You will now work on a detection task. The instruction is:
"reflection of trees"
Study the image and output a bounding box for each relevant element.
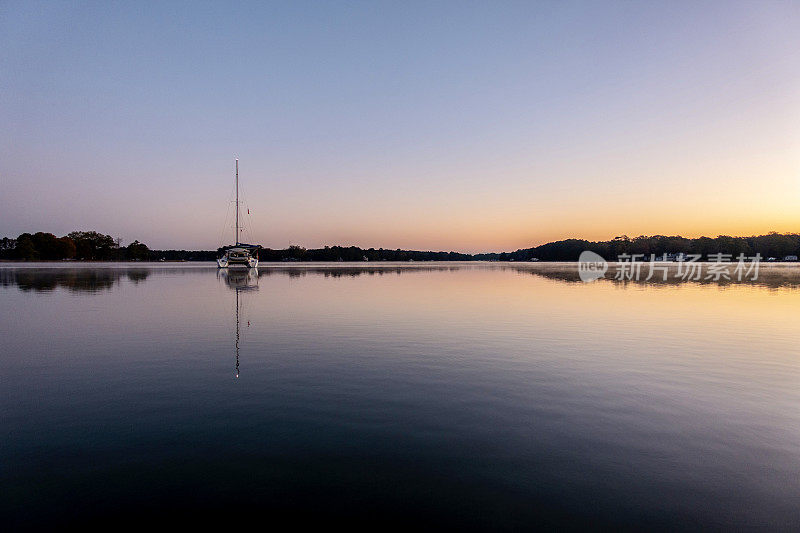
[126,269,150,284]
[505,264,800,289]
[255,266,462,279]
[5,262,795,294]
[0,268,151,292]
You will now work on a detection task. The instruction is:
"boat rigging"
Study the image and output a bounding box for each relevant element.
[217,159,260,269]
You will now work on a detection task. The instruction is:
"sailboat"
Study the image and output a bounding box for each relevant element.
[217,159,260,268]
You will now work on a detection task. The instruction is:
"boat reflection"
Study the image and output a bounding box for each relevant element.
[218,267,259,291]
[218,268,258,378]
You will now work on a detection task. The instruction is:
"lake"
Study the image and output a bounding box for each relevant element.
[2,262,799,529]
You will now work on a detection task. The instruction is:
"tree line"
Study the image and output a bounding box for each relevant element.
[258,245,473,262]
[0,231,150,261]
[2,231,799,262]
[474,233,800,261]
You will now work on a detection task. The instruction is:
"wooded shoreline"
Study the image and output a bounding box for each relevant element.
[2,231,799,262]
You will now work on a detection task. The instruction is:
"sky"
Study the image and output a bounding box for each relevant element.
[1,1,799,252]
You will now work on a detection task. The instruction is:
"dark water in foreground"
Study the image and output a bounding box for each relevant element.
[1,263,799,530]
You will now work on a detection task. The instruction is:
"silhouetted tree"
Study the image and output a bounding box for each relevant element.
[0,237,17,259]
[125,240,150,261]
[27,232,76,260]
[68,231,117,260]
[14,234,37,260]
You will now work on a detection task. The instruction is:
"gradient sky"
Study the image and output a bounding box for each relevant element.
[1,1,799,252]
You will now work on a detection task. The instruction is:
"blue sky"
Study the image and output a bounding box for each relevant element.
[2,1,798,251]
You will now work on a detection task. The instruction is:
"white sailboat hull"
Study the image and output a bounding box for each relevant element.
[217,256,258,269]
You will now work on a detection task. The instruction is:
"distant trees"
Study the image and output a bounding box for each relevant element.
[750,232,799,258]
[68,231,117,260]
[160,249,217,261]
[0,237,17,257]
[0,231,153,261]
[32,232,76,260]
[479,232,800,261]
[256,245,474,262]
[125,240,150,261]
[1,230,798,262]
[12,234,38,260]
[6,232,77,260]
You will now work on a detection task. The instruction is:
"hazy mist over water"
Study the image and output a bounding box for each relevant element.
[2,263,799,529]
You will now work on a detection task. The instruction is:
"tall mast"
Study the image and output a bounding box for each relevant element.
[235,159,239,245]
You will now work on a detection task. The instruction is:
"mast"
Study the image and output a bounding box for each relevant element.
[235,159,239,245]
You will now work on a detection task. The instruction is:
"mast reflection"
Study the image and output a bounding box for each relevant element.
[218,268,259,378]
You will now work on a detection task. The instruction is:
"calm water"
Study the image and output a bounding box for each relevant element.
[2,263,799,529]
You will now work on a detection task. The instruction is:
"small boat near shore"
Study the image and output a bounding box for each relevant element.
[217,159,260,269]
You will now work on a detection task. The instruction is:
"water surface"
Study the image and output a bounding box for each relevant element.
[2,263,799,529]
